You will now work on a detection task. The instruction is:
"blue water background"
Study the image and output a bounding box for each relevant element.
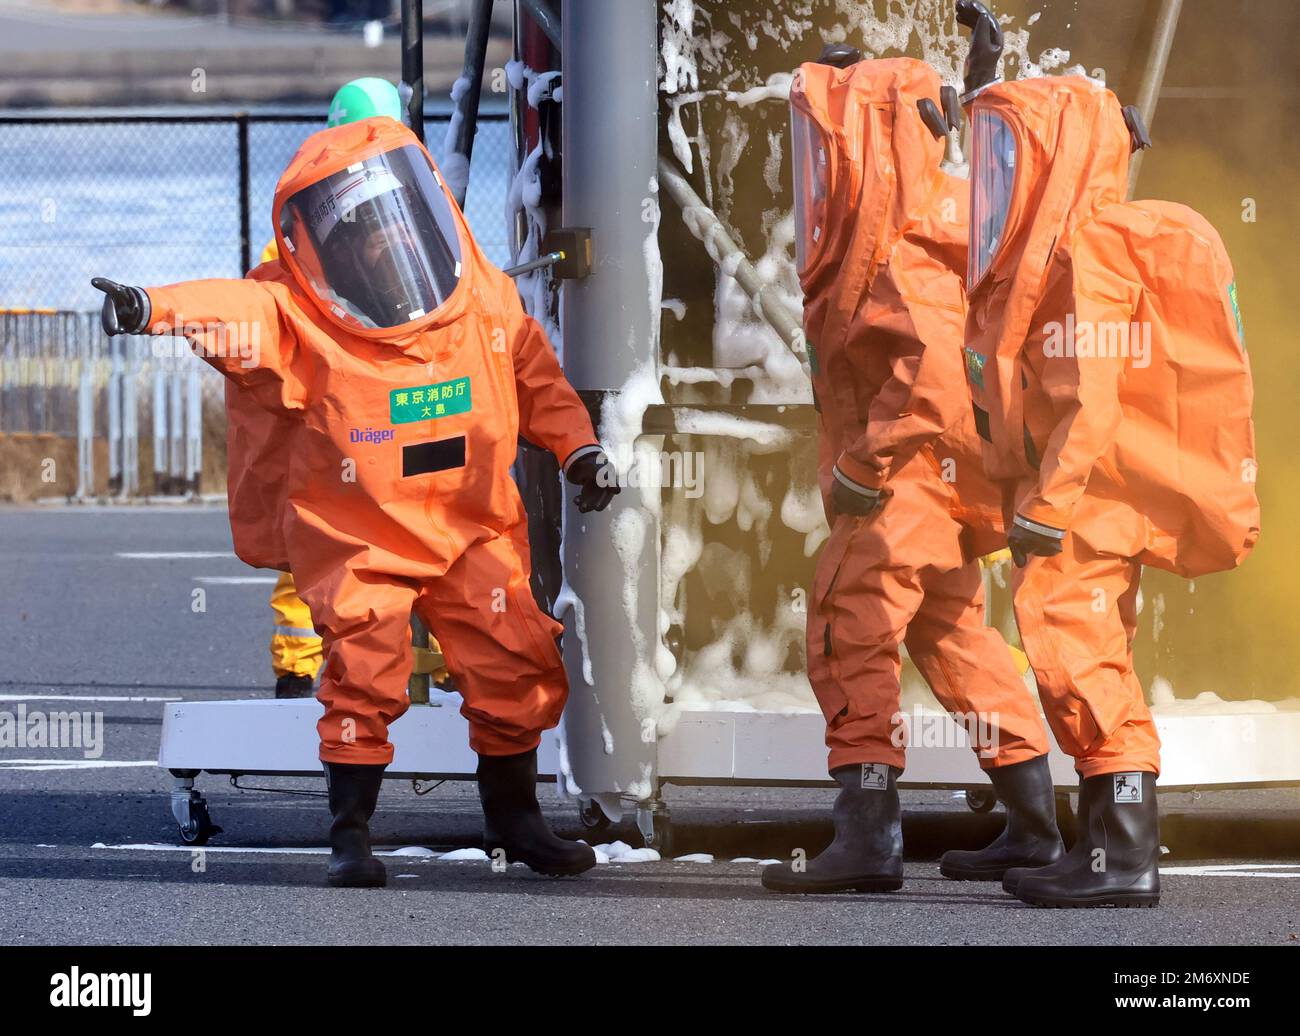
[0,106,515,311]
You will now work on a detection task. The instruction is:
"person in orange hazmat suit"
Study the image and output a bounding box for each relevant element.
[93,116,620,888]
[761,46,1059,896]
[956,0,1259,908]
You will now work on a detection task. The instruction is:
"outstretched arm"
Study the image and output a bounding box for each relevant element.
[94,275,307,413]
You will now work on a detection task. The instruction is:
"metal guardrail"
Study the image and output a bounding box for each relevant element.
[0,309,207,498]
[0,110,511,499]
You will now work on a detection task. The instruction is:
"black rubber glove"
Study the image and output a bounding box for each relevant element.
[565,448,620,513]
[1007,521,1065,567]
[91,277,151,336]
[956,0,1004,98]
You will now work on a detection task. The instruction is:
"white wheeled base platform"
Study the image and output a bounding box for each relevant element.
[157,694,561,846]
[159,693,560,779]
[157,698,1300,848]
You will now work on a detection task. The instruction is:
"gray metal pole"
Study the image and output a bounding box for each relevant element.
[1128,0,1184,197]
[152,360,167,496]
[185,363,202,496]
[402,0,426,144]
[518,0,559,49]
[168,365,184,494]
[108,333,122,494]
[558,0,661,804]
[122,336,138,497]
[448,0,495,210]
[76,330,93,501]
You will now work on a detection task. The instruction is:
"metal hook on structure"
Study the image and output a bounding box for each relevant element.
[503,228,593,280]
[504,251,566,278]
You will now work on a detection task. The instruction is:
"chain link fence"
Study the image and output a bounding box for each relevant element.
[0,111,513,500]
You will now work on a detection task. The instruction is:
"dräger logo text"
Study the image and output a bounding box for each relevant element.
[50,967,151,1016]
[350,427,396,444]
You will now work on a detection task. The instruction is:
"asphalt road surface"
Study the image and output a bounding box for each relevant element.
[1,505,1297,946]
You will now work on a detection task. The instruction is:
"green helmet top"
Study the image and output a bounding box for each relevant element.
[327,77,404,128]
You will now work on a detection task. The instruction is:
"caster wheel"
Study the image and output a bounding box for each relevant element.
[177,800,222,846]
[578,798,611,834]
[965,787,997,813]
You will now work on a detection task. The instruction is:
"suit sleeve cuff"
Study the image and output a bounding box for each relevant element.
[832,463,882,499]
[562,443,604,475]
[833,452,888,491]
[1013,514,1066,539]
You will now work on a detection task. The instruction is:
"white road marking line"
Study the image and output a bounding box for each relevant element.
[0,760,157,771]
[194,576,277,585]
[92,843,447,859]
[116,552,235,559]
[0,694,182,703]
[1161,864,1300,879]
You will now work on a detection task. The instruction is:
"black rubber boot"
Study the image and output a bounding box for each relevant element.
[1001,775,1093,895]
[1015,771,1160,908]
[1002,775,1104,896]
[762,763,904,893]
[323,762,387,888]
[939,755,1064,881]
[275,674,315,699]
[477,750,596,876]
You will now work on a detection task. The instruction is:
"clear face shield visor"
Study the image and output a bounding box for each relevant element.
[790,101,832,275]
[968,109,1017,288]
[279,144,463,330]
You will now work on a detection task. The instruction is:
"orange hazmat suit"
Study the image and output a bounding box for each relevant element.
[962,76,1260,778]
[793,56,1050,774]
[145,118,601,764]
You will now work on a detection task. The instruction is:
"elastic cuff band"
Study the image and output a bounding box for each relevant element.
[135,288,152,333]
[832,464,881,499]
[562,443,603,475]
[960,80,1001,106]
[1014,514,1066,539]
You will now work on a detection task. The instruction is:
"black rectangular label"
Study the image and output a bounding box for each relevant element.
[402,436,466,477]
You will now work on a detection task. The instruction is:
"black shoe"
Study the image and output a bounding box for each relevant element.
[1015,771,1160,908]
[940,755,1064,881]
[323,762,388,888]
[477,750,596,877]
[762,763,904,893]
[275,674,315,699]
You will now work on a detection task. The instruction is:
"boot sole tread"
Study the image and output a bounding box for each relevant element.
[1018,894,1160,908]
[488,847,598,877]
